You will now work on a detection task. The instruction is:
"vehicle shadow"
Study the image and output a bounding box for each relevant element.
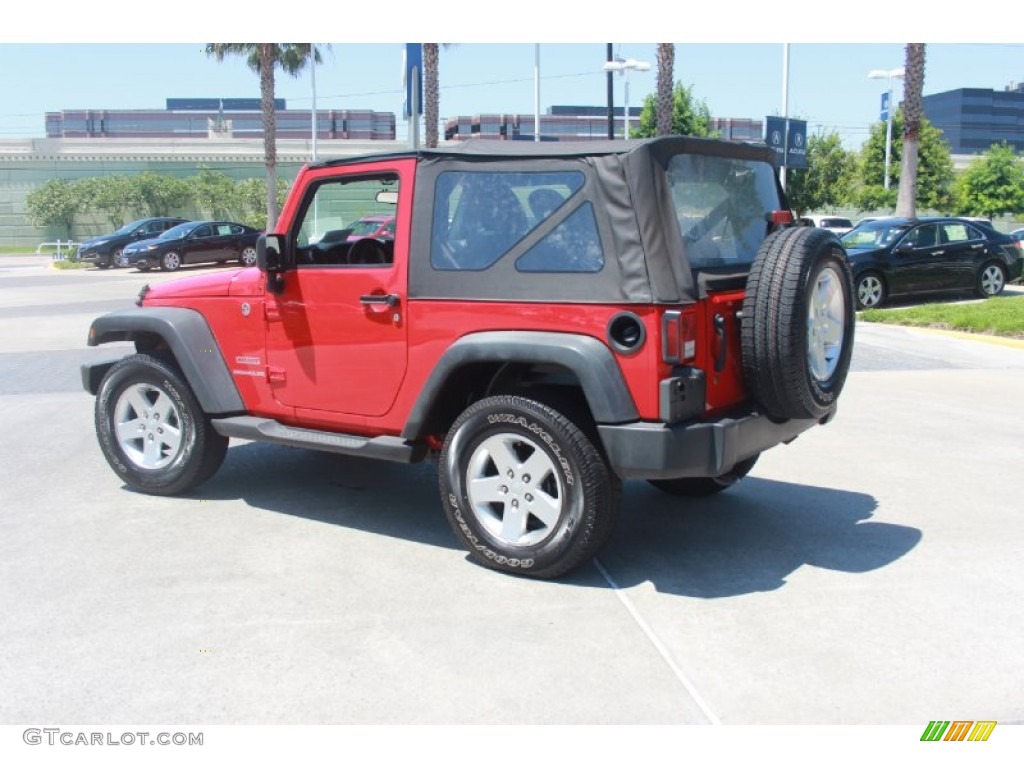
[190,443,919,599]
[585,478,919,598]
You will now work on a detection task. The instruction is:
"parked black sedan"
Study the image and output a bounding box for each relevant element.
[124,221,262,272]
[840,217,1023,309]
[78,217,189,269]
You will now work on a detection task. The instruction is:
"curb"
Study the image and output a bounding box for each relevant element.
[876,323,1024,350]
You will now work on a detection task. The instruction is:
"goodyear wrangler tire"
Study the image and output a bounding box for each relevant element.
[741,227,855,421]
[95,354,228,495]
[439,395,620,579]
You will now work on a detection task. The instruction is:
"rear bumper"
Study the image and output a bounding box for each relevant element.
[598,408,834,480]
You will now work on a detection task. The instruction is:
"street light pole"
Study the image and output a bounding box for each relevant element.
[869,67,905,190]
[311,44,318,162]
[603,56,650,140]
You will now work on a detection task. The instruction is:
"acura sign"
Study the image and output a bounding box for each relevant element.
[764,116,808,169]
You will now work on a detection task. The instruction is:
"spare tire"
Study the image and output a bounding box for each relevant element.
[741,227,855,421]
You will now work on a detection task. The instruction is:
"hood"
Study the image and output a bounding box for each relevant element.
[144,269,244,301]
[124,237,161,253]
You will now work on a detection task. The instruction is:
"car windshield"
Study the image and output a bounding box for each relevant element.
[348,218,388,237]
[668,155,781,269]
[112,219,149,235]
[841,221,910,248]
[158,223,195,240]
[821,218,852,228]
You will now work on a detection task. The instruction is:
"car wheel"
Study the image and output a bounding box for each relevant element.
[648,454,760,497]
[439,395,620,579]
[160,251,181,272]
[855,272,886,309]
[741,227,856,421]
[112,248,127,268]
[94,354,228,495]
[976,261,1006,298]
[239,246,258,267]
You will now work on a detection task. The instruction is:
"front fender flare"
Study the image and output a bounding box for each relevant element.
[84,307,244,415]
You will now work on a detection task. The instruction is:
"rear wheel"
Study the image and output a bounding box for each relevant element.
[94,354,228,495]
[112,248,126,268]
[439,395,619,579]
[741,227,856,421]
[648,454,759,497]
[976,261,1006,298]
[240,246,258,267]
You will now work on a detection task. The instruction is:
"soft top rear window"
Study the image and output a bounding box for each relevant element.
[668,155,780,270]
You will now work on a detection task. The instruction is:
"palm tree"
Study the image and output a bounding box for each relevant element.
[655,44,675,137]
[423,44,459,148]
[895,43,926,217]
[423,44,441,148]
[207,44,321,229]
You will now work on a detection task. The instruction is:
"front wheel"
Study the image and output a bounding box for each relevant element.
[94,354,228,495]
[160,251,181,271]
[239,246,258,267]
[976,262,1006,298]
[439,395,620,579]
[648,454,759,497]
[856,272,886,309]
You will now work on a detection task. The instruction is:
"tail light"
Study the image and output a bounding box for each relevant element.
[770,210,794,225]
[661,309,697,364]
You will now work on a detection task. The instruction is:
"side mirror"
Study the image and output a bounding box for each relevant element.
[256,234,284,272]
[895,242,915,254]
[257,234,286,294]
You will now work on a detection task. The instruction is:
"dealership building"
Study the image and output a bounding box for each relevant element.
[922,83,1024,155]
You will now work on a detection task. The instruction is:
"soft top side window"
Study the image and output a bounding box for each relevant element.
[431,170,585,271]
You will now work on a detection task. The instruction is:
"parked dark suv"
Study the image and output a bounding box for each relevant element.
[82,138,855,579]
[78,217,189,269]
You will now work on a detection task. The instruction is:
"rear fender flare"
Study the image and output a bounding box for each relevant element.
[402,331,639,439]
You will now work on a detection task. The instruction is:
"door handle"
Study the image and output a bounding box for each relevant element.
[360,293,400,307]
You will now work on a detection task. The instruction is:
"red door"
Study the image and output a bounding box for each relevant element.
[264,162,413,419]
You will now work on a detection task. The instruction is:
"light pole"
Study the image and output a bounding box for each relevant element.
[868,67,905,190]
[603,56,650,139]
[311,44,318,162]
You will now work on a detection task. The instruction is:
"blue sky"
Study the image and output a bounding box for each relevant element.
[1,4,1019,151]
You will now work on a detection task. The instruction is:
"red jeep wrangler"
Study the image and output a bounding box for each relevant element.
[83,137,855,579]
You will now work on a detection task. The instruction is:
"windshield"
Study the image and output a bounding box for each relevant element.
[112,219,149,236]
[159,223,196,240]
[348,217,390,237]
[668,155,781,269]
[841,221,910,249]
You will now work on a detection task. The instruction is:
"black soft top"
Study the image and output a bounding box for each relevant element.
[311,136,777,169]
[316,137,782,306]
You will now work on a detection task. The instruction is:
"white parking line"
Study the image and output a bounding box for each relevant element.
[593,557,721,725]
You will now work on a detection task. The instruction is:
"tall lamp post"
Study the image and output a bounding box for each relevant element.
[603,56,650,139]
[868,66,905,190]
